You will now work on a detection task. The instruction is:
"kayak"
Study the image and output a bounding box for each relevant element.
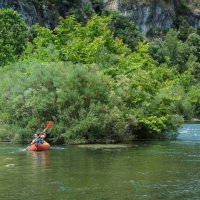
[29,141,51,151]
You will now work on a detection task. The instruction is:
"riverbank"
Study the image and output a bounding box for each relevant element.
[189,118,200,122]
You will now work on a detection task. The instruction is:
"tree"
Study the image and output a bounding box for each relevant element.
[106,11,144,51]
[23,14,131,66]
[187,32,200,62]
[149,29,197,73]
[177,18,195,42]
[0,9,28,66]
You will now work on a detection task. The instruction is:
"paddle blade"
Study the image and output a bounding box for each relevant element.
[45,121,54,129]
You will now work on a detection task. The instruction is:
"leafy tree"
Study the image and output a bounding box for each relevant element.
[177,18,195,41]
[91,0,103,13]
[23,14,131,67]
[106,11,144,51]
[187,32,200,62]
[0,9,28,66]
[148,38,165,64]
[111,43,185,139]
[115,69,184,139]
[149,29,197,73]
[187,84,200,117]
[22,25,58,62]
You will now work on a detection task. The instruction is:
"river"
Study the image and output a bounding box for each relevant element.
[0,124,200,200]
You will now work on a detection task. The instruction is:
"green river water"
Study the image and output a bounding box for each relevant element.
[0,124,200,200]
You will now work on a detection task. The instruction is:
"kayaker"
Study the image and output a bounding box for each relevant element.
[23,121,53,151]
[31,131,46,145]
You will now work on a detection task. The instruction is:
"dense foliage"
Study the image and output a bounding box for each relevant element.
[0,62,135,143]
[0,9,199,144]
[0,9,28,66]
[106,11,144,51]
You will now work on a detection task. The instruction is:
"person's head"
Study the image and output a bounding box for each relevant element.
[34,131,40,138]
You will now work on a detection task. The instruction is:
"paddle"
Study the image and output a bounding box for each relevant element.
[41,121,54,133]
[23,121,54,151]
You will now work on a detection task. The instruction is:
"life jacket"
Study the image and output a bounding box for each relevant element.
[35,137,43,145]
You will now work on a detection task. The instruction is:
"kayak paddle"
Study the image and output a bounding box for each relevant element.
[41,121,54,133]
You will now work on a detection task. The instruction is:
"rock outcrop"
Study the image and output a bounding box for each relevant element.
[0,0,68,28]
[0,0,199,34]
[103,0,200,34]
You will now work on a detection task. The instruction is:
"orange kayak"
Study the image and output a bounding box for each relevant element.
[29,142,51,151]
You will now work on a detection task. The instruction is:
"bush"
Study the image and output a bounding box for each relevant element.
[0,61,134,143]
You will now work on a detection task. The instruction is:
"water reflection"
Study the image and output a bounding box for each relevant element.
[29,151,49,168]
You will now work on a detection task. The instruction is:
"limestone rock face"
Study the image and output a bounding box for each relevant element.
[0,0,199,34]
[103,0,200,34]
[0,0,61,28]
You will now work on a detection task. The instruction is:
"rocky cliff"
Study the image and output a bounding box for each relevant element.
[103,0,200,34]
[0,0,81,28]
[0,0,199,34]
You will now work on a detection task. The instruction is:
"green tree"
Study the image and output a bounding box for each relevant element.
[22,25,58,62]
[23,14,131,67]
[148,38,165,65]
[177,18,195,41]
[187,32,200,62]
[187,84,200,117]
[0,9,28,66]
[112,43,184,139]
[106,11,144,51]
[149,29,197,73]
